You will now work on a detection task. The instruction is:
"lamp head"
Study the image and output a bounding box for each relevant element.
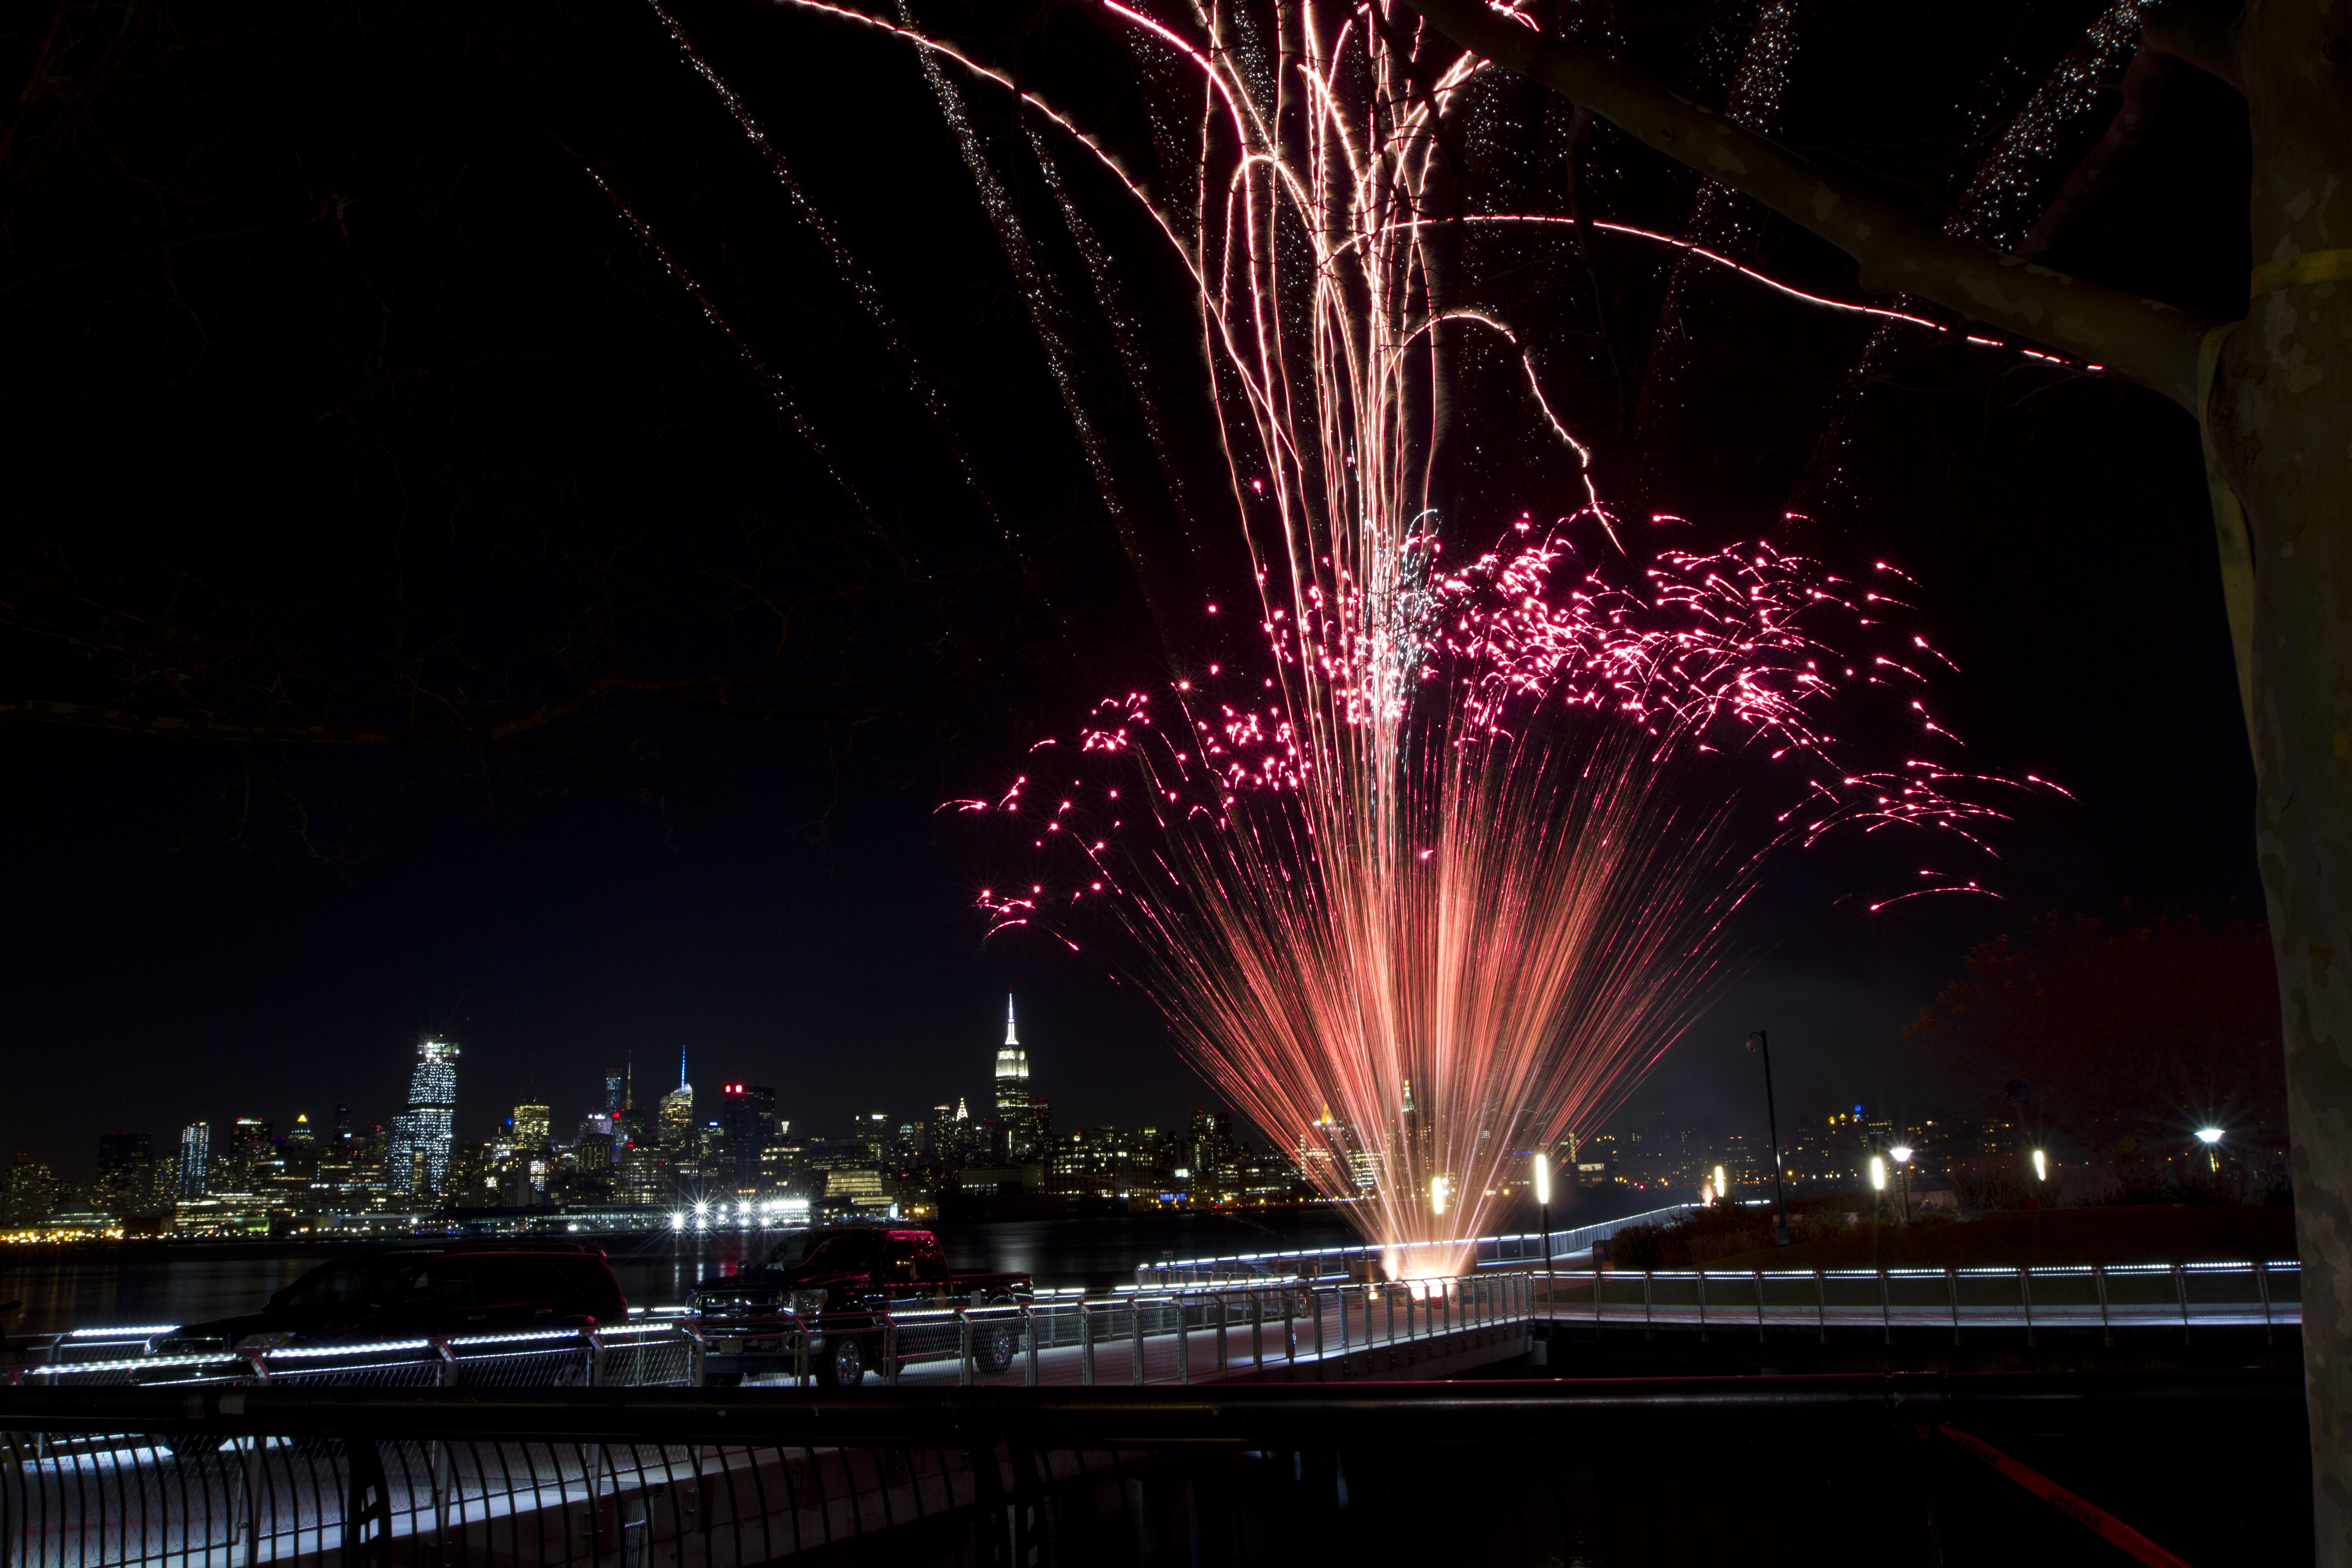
[1889,1144,1913,1165]
[1533,1152,1551,1207]
[2195,1127,2223,1146]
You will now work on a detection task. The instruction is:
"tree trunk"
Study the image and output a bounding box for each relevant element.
[1396,0,2350,1552]
[2214,5,2352,1553]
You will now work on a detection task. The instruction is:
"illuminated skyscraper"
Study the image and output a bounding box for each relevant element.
[604,1068,625,1114]
[512,1099,551,1148]
[660,1052,695,1149]
[387,1039,460,1199]
[995,994,1034,1158]
[717,1083,776,1191]
[177,1122,211,1200]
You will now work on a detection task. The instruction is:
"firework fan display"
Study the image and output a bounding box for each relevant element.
[967,529,2029,1274]
[650,0,2070,1273]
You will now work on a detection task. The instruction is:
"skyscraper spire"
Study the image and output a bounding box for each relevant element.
[679,1047,688,1092]
[995,993,1033,1157]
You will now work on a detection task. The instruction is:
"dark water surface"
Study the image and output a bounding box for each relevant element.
[0,1208,1366,1333]
[0,1197,1657,1334]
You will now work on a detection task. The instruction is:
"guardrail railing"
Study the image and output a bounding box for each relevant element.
[1530,1258,2303,1344]
[696,1270,1538,1390]
[1133,1203,1697,1288]
[3,1321,703,1401]
[0,1372,2310,1567]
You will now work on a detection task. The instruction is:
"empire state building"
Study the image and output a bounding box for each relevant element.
[995,994,1034,1158]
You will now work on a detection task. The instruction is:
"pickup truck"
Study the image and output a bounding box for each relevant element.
[689,1227,1033,1387]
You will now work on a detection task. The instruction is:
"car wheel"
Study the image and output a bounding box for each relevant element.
[973,1301,1021,1374]
[815,1335,865,1388]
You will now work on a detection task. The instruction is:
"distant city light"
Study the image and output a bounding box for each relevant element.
[1713,1165,1727,1200]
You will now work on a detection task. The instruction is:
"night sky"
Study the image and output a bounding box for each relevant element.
[0,0,2260,1177]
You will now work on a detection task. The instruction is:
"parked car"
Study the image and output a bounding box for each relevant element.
[148,1242,628,1356]
[690,1227,1032,1387]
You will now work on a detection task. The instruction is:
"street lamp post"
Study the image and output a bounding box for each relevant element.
[1534,1152,1552,1265]
[1744,1031,1792,1247]
[1889,1143,1914,1225]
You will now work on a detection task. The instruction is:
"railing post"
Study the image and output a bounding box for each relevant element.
[1251,1292,1265,1370]
[886,1315,904,1387]
[1284,1289,1297,1363]
[583,1328,605,1387]
[1020,1305,1038,1386]
[1314,1286,1326,1359]
[958,1309,976,1387]
[2017,1267,2034,1349]
[1814,1269,1828,1344]
[2174,1264,2192,1344]
[1132,1298,1147,1384]
[792,1315,809,1387]
[1643,1270,1655,1340]
[1754,1268,1766,1343]
[2256,1261,2275,1346]
[1697,1268,1709,1342]
[1880,1268,1893,1346]
[238,1434,262,1568]
[1079,1302,1096,1387]
[1216,1294,1230,1375]
[1177,1294,1192,1384]
[2094,1265,2113,1349]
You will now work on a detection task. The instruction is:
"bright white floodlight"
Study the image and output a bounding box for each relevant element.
[2032,1149,2048,1182]
[2196,1127,2224,1146]
[1534,1153,1551,1207]
[1869,1156,1887,1191]
[1889,1144,1914,1165]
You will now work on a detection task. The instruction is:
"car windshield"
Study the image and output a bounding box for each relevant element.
[278,1258,402,1308]
[759,1232,818,1270]
[794,1232,882,1273]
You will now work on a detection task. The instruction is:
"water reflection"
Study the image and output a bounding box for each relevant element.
[0,1196,1653,1332]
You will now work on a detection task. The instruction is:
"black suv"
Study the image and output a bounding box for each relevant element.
[152,1242,629,1353]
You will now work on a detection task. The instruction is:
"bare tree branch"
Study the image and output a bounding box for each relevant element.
[1394,0,2211,407]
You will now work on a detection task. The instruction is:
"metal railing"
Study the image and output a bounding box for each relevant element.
[1134,1203,1694,1288]
[702,1269,1539,1390]
[0,1371,2310,1566]
[1531,1257,2303,1343]
[3,1322,704,1396]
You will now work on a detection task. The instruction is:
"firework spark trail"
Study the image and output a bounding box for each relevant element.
[580,164,897,552]
[974,531,2021,1274]
[1630,0,1798,462]
[1804,0,2142,507]
[697,0,2048,1272]
[643,0,1041,577]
